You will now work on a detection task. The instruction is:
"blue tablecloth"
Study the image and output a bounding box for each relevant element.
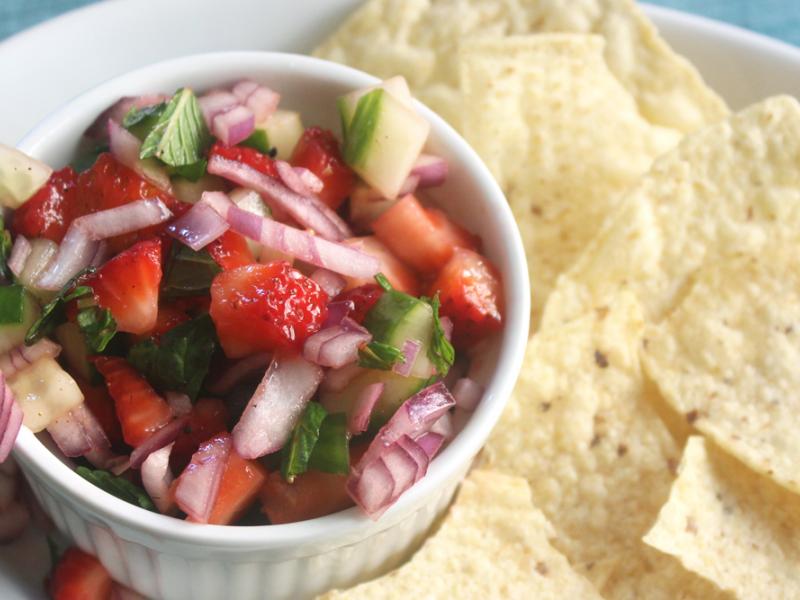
[1,0,799,46]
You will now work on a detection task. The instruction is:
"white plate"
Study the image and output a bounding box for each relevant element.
[0,1,799,598]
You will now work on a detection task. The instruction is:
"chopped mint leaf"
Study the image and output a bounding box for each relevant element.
[76,466,155,511]
[25,270,94,345]
[374,273,392,292]
[358,340,404,370]
[122,102,166,140]
[0,285,26,325]
[281,402,327,482]
[71,144,108,173]
[308,412,349,475]
[239,129,271,154]
[128,314,217,400]
[161,243,221,298]
[139,89,210,167]
[76,305,117,353]
[167,159,207,182]
[342,89,383,167]
[422,294,455,376]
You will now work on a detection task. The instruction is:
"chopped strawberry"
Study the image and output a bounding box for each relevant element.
[334,284,383,324]
[48,547,112,600]
[209,142,279,178]
[93,356,173,447]
[84,238,162,335]
[429,248,503,348]
[196,449,267,525]
[11,166,78,243]
[209,262,328,358]
[77,378,125,450]
[290,127,355,210]
[171,397,229,473]
[206,230,255,270]
[372,195,479,274]
[343,236,420,296]
[137,303,191,342]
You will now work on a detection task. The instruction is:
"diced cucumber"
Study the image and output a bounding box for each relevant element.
[8,356,83,432]
[0,144,52,209]
[340,88,429,199]
[364,289,435,378]
[337,76,413,130]
[349,183,397,230]
[320,369,426,428]
[54,322,93,382]
[0,291,40,355]
[171,173,227,204]
[229,187,272,260]
[259,110,304,160]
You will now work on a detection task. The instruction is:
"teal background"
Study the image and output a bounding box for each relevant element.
[1,1,799,46]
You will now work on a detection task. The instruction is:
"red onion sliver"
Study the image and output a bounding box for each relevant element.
[323,300,355,328]
[430,411,454,440]
[304,323,371,369]
[392,339,421,377]
[0,502,30,543]
[207,156,351,241]
[294,167,323,195]
[198,90,239,124]
[349,382,384,435]
[85,94,168,140]
[244,86,280,122]
[141,442,175,514]
[310,269,346,297]
[106,456,131,476]
[397,174,420,197]
[380,441,418,502]
[414,431,445,459]
[205,191,379,279]
[439,316,454,343]
[0,383,13,447]
[411,154,448,188]
[0,401,22,463]
[165,392,193,417]
[0,339,61,379]
[35,227,97,291]
[129,417,188,469]
[348,457,394,516]
[207,353,271,396]
[232,80,259,102]
[320,362,364,393]
[232,353,323,459]
[46,403,105,458]
[275,160,322,198]
[167,200,230,251]
[212,104,255,146]
[108,119,172,192]
[174,434,231,523]
[89,240,110,268]
[7,236,31,278]
[452,377,483,412]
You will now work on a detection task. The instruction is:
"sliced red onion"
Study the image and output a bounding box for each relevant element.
[276,161,324,198]
[0,502,30,543]
[303,321,371,369]
[0,381,13,443]
[108,119,172,193]
[349,382,383,435]
[198,90,239,124]
[47,405,100,457]
[166,200,229,251]
[320,362,364,393]
[414,432,445,460]
[89,241,110,268]
[165,392,193,418]
[0,339,61,379]
[452,377,483,412]
[348,457,394,516]
[294,167,323,195]
[323,300,355,328]
[0,396,22,463]
[380,440,418,502]
[232,353,323,459]
[244,86,280,123]
[7,236,31,278]
[207,353,271,396]
[212,105,255,146]
[392,339,421,377]
[397,174,420,197]
[85,94,169,140]
[129,417,188,469]
[396,435,430,481]
[106,456,131,476]
[207,156,351,241]
[430,411,454,440]
[231,80,259,102]
[310,269,346,298]
[174,434,231,523]
[37,199,173,290]
[141,442,175,514]
[411,154,448,188]
[440,316,453,343]
[204,191,379,279]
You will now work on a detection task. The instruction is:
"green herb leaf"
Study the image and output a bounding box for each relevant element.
[70,144,108,173]
[239,129,271,154]
[139,89,210,167]
[308,412,349,475]
[281,402,327,482]
[128,314,217,400]
[358,340,404,370]
[161,243,221,298]
[0,285,25,324]
[167,159,207,182]
[122,102,167,140]
[76,305,117,353]
[76,466,156,511]
[375,272,392,292]
[342,89,383,167]
[422,294,455,376]
[24,270,94,345]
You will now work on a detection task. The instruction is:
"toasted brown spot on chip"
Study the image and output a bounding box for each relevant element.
[594,350,609,368]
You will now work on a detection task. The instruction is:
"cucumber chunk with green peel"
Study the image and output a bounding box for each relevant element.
[339,87,430,199]
[230,187,272,260]
[0,291,40,355]
[260,110,304,159]
[320,369,426,428]
[0,144,53,209]
[338,76,413,130]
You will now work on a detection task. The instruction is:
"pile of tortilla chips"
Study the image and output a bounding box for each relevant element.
[315,0,800,598]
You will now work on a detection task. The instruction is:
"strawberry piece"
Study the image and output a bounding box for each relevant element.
[94,356,173,447]
[334,284,383,324]
[77,378,125,450]
[209,142,279,178]
[291,127,355,210]
[206,230,255,270]
[137,303,191,342]
[11,167,78,243]
[343,236,420,296]
[84,238,162,335]
[209,262,328,358]
[372,195,479,274]
[199,449,267,525]
[49,547,112,600]
[170,397,229,473]
[429,248,503,348]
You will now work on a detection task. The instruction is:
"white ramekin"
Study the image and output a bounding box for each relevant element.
[12,52,530,600]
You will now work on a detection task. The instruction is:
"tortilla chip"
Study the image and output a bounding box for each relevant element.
[641,246,800,493]
[319,470,602,599]
[644,436,800,598]
[542,95,800,329]
[314,0,727,132]
[460,34,680,324]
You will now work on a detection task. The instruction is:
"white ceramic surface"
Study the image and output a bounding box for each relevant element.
[12,51,530,600]
[0,1,799,598]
